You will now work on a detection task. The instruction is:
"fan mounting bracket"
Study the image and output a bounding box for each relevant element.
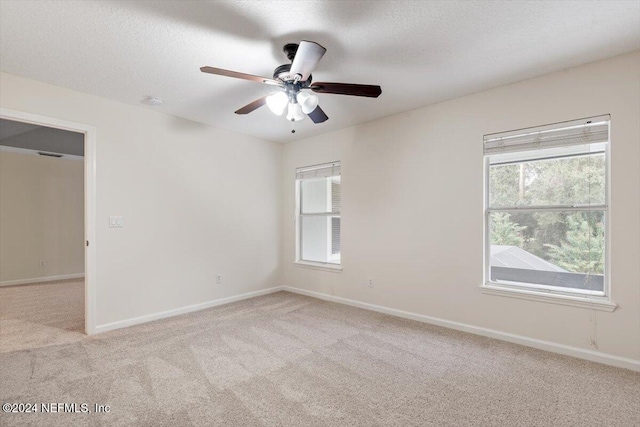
[283,43,299,62]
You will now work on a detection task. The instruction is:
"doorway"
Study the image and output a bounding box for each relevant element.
[0,108,96,336]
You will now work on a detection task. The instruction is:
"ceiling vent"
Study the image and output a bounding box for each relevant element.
[38,151,63,158]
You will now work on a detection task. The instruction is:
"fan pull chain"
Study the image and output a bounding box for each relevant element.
[291,119,296,133]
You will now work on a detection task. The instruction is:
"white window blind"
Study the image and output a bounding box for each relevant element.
[331,217,341,255]
[331,179,340,213]
[484,115,610,155]
[296,162,341,180]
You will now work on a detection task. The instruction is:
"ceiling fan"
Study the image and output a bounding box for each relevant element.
[200,41,382,132]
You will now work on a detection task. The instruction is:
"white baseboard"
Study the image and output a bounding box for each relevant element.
[281,286,640,372]
[95,286,285,334]
[0,273,85,287]
[89,284,639,371]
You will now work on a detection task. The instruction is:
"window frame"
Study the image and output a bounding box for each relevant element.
[481,117,615,310]
[295,162,342,272]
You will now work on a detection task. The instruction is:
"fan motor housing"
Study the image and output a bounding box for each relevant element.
[273,64,311,86]
[273,64,292,81]
[274,43,312,85]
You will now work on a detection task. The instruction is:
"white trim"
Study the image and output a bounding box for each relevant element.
[480,284,616,312]
[281,286,639,372]
[294,177,301,263]
[0,273,84,287]
[95,287,285,334]
[294,261,343,272]
[604,120,612,302]
[87,284,636,371]
[0,108,97,335]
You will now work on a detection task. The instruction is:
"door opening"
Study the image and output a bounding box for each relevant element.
[0,108,96,335]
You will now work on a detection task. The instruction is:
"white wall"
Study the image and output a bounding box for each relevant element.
[281,52,640,362]
[0,72,282,328]
[0,150,84,283]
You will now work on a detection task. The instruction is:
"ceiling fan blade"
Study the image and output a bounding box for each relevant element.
[234,96,268,115]
[290,41,326,81]
[307,106,329,124]
[200,66,279,85]
[310,82,382,98]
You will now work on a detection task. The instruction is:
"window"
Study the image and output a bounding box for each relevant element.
[483,116,610,301]
[295,162,341,268]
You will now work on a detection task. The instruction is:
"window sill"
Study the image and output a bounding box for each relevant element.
[480,283,617,312]
[294,261,343,273]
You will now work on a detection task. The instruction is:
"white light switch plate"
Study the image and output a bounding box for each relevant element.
[109,216,124,228]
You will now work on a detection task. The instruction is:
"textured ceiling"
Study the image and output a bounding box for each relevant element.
[1,1,638,143]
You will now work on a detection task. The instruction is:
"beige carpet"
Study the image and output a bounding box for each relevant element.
[1,282,639,427]
[1,279,85,353]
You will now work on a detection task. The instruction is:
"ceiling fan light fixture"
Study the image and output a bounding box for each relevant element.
[286,102,305,122]
[266,92,288,115]
[296,92,319,114]
[200,40,382,129]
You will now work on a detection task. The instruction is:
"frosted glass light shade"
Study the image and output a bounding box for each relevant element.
[296,92,319,114]
[266,92,288,115]
[286,102,305,122]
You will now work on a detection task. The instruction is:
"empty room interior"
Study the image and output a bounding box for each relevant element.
[0,1,639,426]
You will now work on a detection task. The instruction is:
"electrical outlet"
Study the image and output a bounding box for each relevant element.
[39,260,46,267]
[216,274,222,285]
[367,278,374,288]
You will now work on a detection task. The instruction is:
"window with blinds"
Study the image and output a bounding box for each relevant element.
[296,162,341,266]
[483,116,610,297]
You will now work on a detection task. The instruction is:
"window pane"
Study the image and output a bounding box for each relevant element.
[489,210,604,292]
[300,216,339,264]
[489,152,605,208]
[300,176,340,214]
[301,178,329,213]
